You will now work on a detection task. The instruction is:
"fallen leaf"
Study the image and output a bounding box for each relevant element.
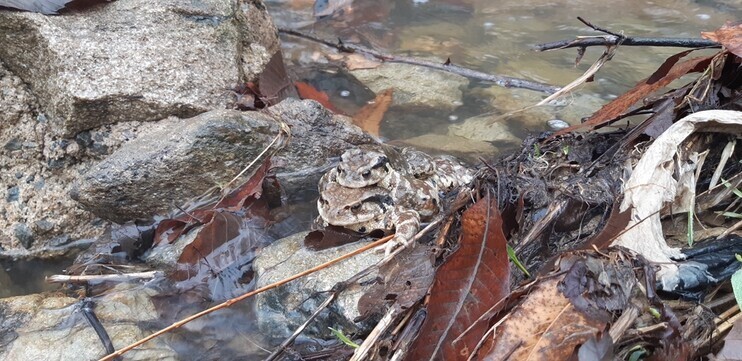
[295,81,342,114]
[259,50,298,106]
[481,277,604,361]
[352,88,393,137]
[357,245,435,320]
[406,195,510,361]
[553,50,715,136]
[702,21,742,58]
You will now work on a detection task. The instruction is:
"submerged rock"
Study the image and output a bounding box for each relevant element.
[0,290,177,360]
[448,113,519,143]
[252,231,383,342]
[351,63,468,111]
[0,0,279,137]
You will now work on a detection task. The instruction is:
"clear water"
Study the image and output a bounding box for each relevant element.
[270,0,738,147]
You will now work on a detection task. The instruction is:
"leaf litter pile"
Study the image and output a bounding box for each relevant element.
[54,23,742,361]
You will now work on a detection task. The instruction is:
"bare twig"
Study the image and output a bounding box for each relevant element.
[278,28,560,94]
[46,271,161,284]
[535,35,719,52]
[265,293,338,361]
[537,44,619,106]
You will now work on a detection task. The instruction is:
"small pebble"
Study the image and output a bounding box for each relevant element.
[448,115,459,122]
[339,90,350,97]
[547,119,570,130]
[696,14,711,20]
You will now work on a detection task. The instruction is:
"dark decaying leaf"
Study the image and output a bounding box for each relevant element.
[303,226,377,251]
[702,21,742,58]
[554,50,715,136]
[295,81,343,114]
[259,50,298,106]
[406,195,510,361]
[357,245,435,320]
[352,88,393,138]
[715,317,742,360]
[558,252,636,324]
[153,158,272,246]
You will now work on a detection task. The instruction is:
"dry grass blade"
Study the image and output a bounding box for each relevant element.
[537,45,618,106]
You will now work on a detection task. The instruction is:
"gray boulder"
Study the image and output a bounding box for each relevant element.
[0,0,279,137]
[70,109,281,223]
[71,99,374,223]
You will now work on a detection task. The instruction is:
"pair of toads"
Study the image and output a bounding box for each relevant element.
[317,144,474,254]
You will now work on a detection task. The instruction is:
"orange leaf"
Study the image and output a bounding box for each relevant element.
[352,88,393,137]
[702,21,742,58]
[294,81,342,114]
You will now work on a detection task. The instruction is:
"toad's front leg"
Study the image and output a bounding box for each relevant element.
[376,207,420,256]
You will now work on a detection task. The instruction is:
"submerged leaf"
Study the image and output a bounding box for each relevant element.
[352,88,393,137]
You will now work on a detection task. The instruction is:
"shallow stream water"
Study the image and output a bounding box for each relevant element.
[271,0,738,149]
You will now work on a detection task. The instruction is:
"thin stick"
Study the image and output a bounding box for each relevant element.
[265,293,338,361]
[97,234,394,361]
[278,28,559,94]
[535,36,719,52]
[46,271,161,284]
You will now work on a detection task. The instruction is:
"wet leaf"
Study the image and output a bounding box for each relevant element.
[172,207,271,300]
[554,50,715,136]
[303,226,373,251]
[702,22,742,58]
[716,316,742,360]
[259,50,297,106]
[352,88,393,137]
[295,81,342,113]
[406,195,510,361]
[153,157,273,246]
[357,245,435,320]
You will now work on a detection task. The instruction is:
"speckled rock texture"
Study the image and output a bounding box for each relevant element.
[71,99,374,223]
[0,0,279,137]
[0,0,281,252]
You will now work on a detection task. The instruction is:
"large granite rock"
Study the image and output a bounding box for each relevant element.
[71,99,374,223]
[0,0,279,137]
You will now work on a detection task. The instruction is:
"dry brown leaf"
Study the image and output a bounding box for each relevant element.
[482,277,604,361]
[553,50,715,136]
[702,21,742,58]
[352,88,393,137]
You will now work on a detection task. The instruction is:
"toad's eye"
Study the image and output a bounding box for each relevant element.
[361,170,371,178]
[337,166,344,174]
[350,204,362,211]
